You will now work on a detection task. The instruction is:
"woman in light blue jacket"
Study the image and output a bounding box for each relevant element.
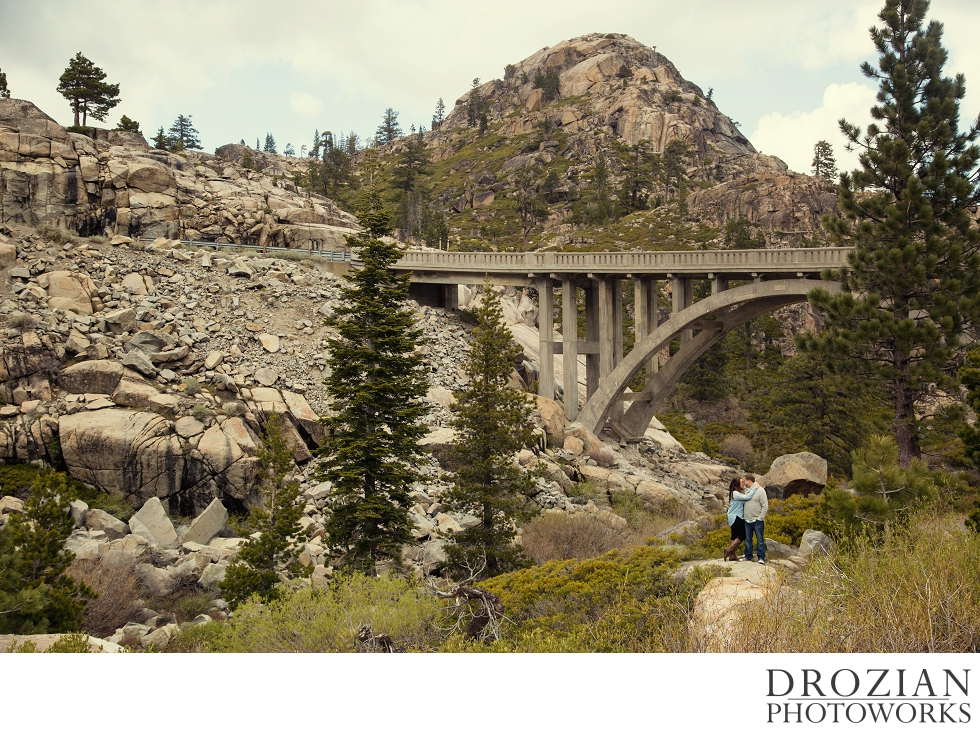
[724,477,756,561]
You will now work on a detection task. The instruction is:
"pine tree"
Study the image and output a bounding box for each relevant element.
[0,472,93,633]
[0,67,10,99]
[467,78,483,127]
[443,281,536,578]
[375,108,402,146]
[152,126,169,150]
[431,98,445,130]
[219,413,310,609]
[801,0,980,466]
[824,435,932,535]
[283,142,295,156]
[515,165,548,251]
[56,52,120,127]
[594,150,612,222]
[167,114,202,151]
[811,140,838,181]
[391,131,429,194]
[114,114,141,133]
[315,186,430,574]
[263,133,277,154]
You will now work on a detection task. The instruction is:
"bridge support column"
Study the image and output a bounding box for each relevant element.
[597,276,624,422]
[634,277,659,386]
[562,278,579,420]
[670,275,693,344]
[536,278,554,402]
[585,282,600,398]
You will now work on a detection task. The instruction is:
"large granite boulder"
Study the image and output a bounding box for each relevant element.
[58,409,184,503]
[761,452,828,498]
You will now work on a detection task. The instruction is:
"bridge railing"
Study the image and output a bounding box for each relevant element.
[393,247,853,273]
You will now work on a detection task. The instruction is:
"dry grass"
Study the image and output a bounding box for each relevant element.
[68,557,144,638]
[712,513,980,653]
[718,434,753,464]
[521,511,631,563]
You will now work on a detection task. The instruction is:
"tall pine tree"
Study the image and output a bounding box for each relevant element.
[802,0,980,466]
[316,185,430,574]
[219,412,309,609]
[56,52,120,127]
[167,114,202,151]
[811,140,839,181]
[0,67,10,98]
[443,281,536,578]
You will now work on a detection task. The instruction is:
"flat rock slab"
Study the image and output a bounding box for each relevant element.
[128,496,178,548]
[258,334,280,353]
[174,416,205,438]
[58,360,123,395]
[254,367,278,386]
[181,498,228,546]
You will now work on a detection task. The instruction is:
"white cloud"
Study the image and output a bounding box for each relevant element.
[749,82,877,175]
[289,92,323,117]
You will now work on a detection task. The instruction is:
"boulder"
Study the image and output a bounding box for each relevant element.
[135,562,174,597]
[103,308,137,334]
[84,508,130,540]
[128,497,178,548]
[258,333,280,353]
[533,396,566,441]
[121,348,156,376]
[181,498,228,546]
[121,272,151,296]
[564,422,603,456]
[174,416,205,438]
[68,499,88,527]
[198,560,229,591]
[111,374,160,408]
[58,360,124,395]
[253,367,278,385]
[59,409,184,503]
[43,271,97,315]
[761,452,828,498]
[799,529,835,557]
[281,390,325,445]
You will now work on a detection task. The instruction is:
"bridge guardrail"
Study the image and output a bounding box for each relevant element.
[137,238,356,262]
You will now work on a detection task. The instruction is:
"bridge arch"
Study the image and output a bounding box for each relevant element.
[577,279,840,438]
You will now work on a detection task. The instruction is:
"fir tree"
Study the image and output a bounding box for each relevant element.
[168,114,202,151]
[0,472,93,634]
[593,150,612,222]
[375,108,402,146]
[811,140,838,181]
[263,133,277,154]
[0,67,10,99]
[219,413,310,609]
[315,186,430,574]
[801,0,980,466]
[114,114,141,133]
[56,52,120,127]
[283,142,295,156]
[443,281,536,578]
[391,130,429,194]
[467,78,483,127]
[515,165,548,251]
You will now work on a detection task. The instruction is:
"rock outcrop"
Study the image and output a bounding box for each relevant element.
[0,99,357,248]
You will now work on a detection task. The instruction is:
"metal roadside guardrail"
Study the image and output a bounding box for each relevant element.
[137,238,355,263]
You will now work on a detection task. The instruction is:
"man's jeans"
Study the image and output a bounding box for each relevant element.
[744,520,765,561]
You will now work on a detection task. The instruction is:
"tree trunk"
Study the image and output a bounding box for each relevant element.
[72,101,79,128]
[893,364,920,468]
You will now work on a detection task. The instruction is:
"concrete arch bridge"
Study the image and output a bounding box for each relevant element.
[393,248,848,440]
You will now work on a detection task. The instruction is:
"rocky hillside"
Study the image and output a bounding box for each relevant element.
[382,33,837,250]
[0,99,357,250]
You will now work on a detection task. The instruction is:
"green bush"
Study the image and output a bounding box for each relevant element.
[170,575,443,652]
[182,377,201,396]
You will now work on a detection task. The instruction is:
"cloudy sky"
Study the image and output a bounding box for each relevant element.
[2,0,977,175]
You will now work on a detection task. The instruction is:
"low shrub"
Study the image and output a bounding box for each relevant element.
[68,557,144,638]
[190,404,210,419]
[223,402,242,417]
[589,448,618,469]
[168,574,444,652]
[182,377,201,396]
[521,511,630,564]
[38,225,76,245]
[6,313,38,331]
[718,433,753,464]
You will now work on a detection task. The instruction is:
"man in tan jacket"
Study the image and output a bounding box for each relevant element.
[741,474,768,563]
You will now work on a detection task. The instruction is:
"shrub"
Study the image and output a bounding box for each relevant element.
[589,447,617,468]
[182,377,201,395]
[190,404,210,419]
[7,313,37,331]
[223,402,242,417]
[67,557,143,638]
[170,575,444,652]
[719,512,980,653]
[521,511,630,564]
[719,433,753,464]
[44,632,93,653]
[38,225,75,245]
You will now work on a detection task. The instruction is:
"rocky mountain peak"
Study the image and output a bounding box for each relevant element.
[440,33,756,160]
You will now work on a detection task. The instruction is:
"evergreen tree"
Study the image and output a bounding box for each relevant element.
[824,435,932,535]
[219,413,309,609]
[515,165,548,251]
[114,114,141,133]
[56,52,120,127]
[167,114,202,151]
[432,97,446,130]
[263,133,277,154]
[663,139,692,201]
[593,150,612,222]
[152,126,170,151]
[617,141,660,215]
[542,168,561,203]
[811,140,838,181]
[256,137,260,150]
[375,108,402,146]
[391,131,430,194]
[532,68,560,102]
[802,0,980,467]
[0,472,93,633]
[315,186,430,574]
[283,142,295,156]
[310,129,322,158]
[467,78,483,127]
[443,281,536,578]
[0,67,10,99]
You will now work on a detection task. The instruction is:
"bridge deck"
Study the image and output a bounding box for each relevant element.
[392,247,853,285]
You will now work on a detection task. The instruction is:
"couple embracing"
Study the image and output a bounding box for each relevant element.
[724,474,767,563]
